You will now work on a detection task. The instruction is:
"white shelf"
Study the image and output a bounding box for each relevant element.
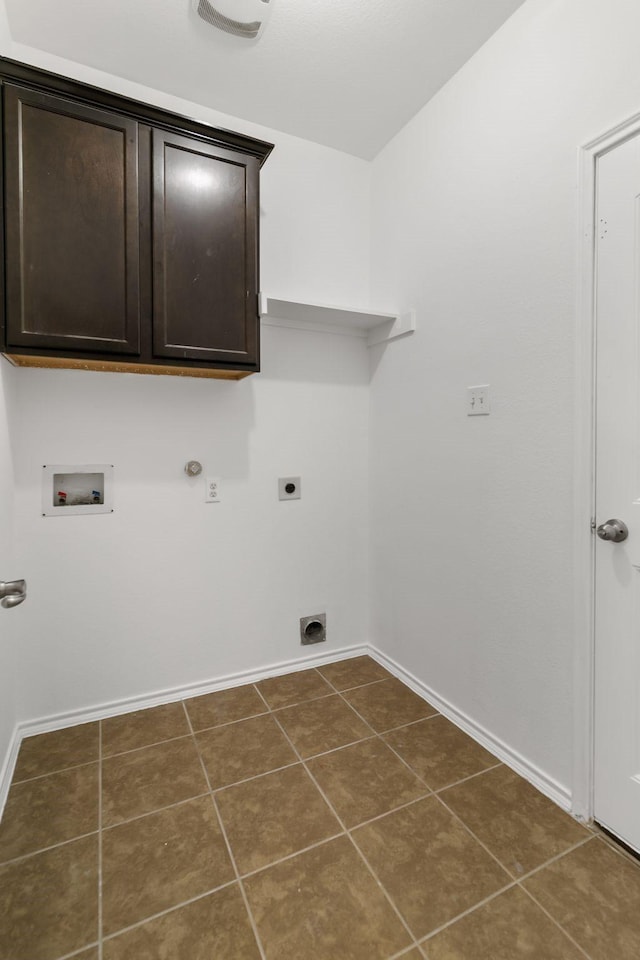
[259,295,415,347]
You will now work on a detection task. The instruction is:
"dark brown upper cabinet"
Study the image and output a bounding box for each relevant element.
[152,130,258,367]
[0,59,273,380]
[3,84,143,357]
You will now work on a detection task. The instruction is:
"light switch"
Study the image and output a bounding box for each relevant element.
[467,385,490,416]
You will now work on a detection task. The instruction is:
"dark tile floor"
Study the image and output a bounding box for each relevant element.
[0,655,639,959]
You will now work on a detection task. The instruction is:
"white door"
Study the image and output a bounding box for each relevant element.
[594,131,640,853]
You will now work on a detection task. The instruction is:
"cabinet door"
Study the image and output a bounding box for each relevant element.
[152,130,259,367]
[3,83,141,355]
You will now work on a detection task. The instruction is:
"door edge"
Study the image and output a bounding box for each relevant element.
[573,109,640,821]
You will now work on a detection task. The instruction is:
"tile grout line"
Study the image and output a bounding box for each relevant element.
[238,830,346,881]
[517,881,594,960]
[329,679,445,799]
[209,760,300,794]
[424,833,597,953]
[11,756,100,786]
[54,942,101,960]
[98,719,103,960]
[268,707,422,957]
[373,713,442,737]
[323,668,441,734]
[417,879,519,946]
[513,834,596,884]
[342,792,434,835]
[431,788,531,880]
[208,790,269,959]
[432,761,504,794]
[336,696,388,736]
[259,687,338,711]
[207,792,447,885]
[344,831,420,954]
[102,791,212,832]
[431,788,600,929]
[100,879,237,946]
[0,828,100,868]
[373,731,436,791]
[251,683,273,713]
[181,698,268,960]
[325,676,392,694]
[284,731,377,759]
[387,945,426,960]
[264,671,373,771]
[184,709,268,736]
[101,731,195,761]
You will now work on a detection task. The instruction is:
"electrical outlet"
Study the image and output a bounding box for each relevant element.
[205,477,221,502]
[467,384,491,416]
[279,477,301,500]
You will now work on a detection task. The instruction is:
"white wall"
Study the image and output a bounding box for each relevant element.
[13,328,370,721]
[5,44,372,723]
[369,0,640,798]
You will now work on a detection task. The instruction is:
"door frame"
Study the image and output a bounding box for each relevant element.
[574,109,640,822]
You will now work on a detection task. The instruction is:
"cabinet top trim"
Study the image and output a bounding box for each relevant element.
[0,57,274,167]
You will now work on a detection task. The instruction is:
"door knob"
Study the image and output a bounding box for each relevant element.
[596,519,629,543]
[0,579,26,608]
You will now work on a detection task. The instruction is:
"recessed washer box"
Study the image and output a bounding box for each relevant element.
[42,464,114,517]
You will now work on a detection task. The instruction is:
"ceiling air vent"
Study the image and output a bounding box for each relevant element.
[193,0,273,40]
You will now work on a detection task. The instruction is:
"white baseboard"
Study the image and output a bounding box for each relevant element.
[368,645,573,813]
[0,641,574,823]
[0,643,368,819]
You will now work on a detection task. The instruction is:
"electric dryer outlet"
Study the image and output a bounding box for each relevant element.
[279,477,301,500]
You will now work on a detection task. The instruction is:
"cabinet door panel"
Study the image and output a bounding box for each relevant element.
[3,84,141,354]
[152,130,259,366]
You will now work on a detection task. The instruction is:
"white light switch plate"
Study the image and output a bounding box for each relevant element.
[467,384,491,416]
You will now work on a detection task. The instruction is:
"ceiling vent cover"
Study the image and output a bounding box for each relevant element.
[193,0,273,40]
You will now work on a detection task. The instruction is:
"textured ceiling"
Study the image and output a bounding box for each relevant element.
[4,0,527,158]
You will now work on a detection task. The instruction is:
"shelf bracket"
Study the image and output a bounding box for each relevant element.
[367,309,416,347]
